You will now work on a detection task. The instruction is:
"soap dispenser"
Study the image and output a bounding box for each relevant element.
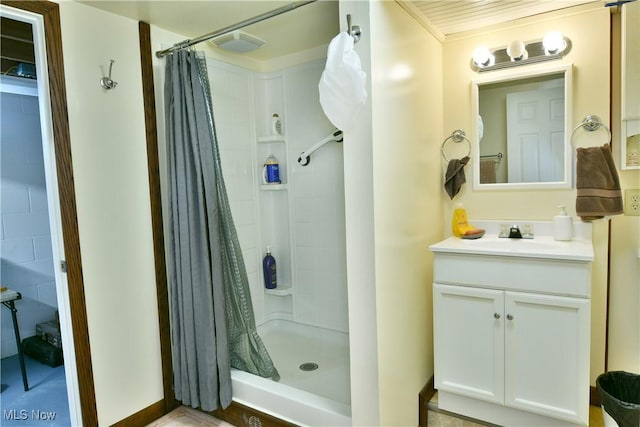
[553,205,573,241]
[263,246,277,289]
[451,203,468,237]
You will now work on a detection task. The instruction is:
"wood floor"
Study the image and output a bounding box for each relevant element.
[148,395,607,426]
[146,406,232,427]
[427,392,606,427]
[426,407,605,427]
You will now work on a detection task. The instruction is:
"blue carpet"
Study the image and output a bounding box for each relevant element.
[1,354,71,426]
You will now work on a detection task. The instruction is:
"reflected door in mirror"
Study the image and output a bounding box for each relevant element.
[506,86,564,182]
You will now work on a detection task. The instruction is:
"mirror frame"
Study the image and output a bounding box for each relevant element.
[471,63,573,190]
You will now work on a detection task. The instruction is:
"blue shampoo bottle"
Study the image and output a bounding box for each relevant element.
[263,246,277,289]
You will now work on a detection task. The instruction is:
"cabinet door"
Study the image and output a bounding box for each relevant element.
[434,283,504,404]
[505,291,590,425]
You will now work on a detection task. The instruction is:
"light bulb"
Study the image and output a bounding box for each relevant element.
[543,32,566,55]
[472,46,494,68]
[506,40,528,61]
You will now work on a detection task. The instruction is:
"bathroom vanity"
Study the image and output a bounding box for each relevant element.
[430,221,594,426]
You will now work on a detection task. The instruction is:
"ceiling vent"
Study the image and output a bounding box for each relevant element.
[210,30,266,53]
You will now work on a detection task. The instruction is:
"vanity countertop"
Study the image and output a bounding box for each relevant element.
[430,220,594,262]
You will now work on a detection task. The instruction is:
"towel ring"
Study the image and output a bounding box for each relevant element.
[441,129,471,162]
[571,115,611,148]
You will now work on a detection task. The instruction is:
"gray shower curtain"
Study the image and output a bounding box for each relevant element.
[164,50,279,412]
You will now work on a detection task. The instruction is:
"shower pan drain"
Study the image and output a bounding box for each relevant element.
[299,362,319,371]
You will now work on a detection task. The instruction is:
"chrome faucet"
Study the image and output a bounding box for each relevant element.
[509,225,522,238]
[499,224,534,239]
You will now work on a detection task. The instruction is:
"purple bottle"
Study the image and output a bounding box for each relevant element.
[263,246,277,289]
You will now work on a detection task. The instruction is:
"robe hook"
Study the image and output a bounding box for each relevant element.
[346,14,361,43]
[100,59,118,90]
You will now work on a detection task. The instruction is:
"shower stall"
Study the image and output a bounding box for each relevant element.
[153,1,349,419]
[207,56,350,425]
[151,1,350,422]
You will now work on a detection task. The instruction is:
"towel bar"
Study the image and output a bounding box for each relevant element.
[441,129,471,162]
[480,152,503,161]
[571,115,611,148]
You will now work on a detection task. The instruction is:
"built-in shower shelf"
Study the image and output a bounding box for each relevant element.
[260,184,288,191]
[257,135,286,144]
[265,287,292,296]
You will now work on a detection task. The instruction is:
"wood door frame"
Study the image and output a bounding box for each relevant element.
[138,21,178,414]
[1,1,97,425]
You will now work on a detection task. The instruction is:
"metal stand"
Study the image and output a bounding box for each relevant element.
[2,293,29,391]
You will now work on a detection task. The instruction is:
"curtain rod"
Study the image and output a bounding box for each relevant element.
[155,0,318,58]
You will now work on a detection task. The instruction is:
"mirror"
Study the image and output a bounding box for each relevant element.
[471,64,573,190]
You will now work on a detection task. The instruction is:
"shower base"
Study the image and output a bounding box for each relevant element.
[230,319,351,426]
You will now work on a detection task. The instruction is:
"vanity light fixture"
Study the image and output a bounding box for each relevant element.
[471,32,571,72]
[542,31,567,55]
[506,40,528,61]
[472,46,495,68]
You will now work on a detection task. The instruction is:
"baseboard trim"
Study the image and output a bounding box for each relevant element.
[212,401,298,427]
[590,385,601,407]
[423,382,599,426]
[419,375,436,427]
[111,399,166,427]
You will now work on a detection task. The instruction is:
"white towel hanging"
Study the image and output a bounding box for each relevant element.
[318,32,367,132]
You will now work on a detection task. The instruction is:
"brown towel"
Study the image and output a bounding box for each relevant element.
[444,156,470,199]
[576,144,623,220]
[480,159,497,184]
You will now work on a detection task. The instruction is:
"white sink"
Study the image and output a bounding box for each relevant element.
[430,220,594,261]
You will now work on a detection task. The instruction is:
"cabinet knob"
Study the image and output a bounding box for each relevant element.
[494,313,501,319]
[506,314,514,320]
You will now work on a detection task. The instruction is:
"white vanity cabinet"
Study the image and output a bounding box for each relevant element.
[503,291,589,420]
[433,284,505,404]
[431,227,593,427]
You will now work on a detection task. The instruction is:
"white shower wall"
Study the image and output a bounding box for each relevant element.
[285,61,348,333]
[208,57,348,334]
[207,59,266,324]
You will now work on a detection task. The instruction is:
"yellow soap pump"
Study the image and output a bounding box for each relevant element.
[452,204,470,237]
[451,203,484,238]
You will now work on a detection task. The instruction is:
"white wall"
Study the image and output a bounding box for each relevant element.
[370,2,443,425]
[338,1,380,424]
[1,89,58,357]
[340,1,444,425]
[57,2,163,425]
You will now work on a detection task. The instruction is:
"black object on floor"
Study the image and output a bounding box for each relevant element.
[597,371,640,427]
[21,336,63,368]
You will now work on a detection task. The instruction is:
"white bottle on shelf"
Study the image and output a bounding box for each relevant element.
[271,113,282,135]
